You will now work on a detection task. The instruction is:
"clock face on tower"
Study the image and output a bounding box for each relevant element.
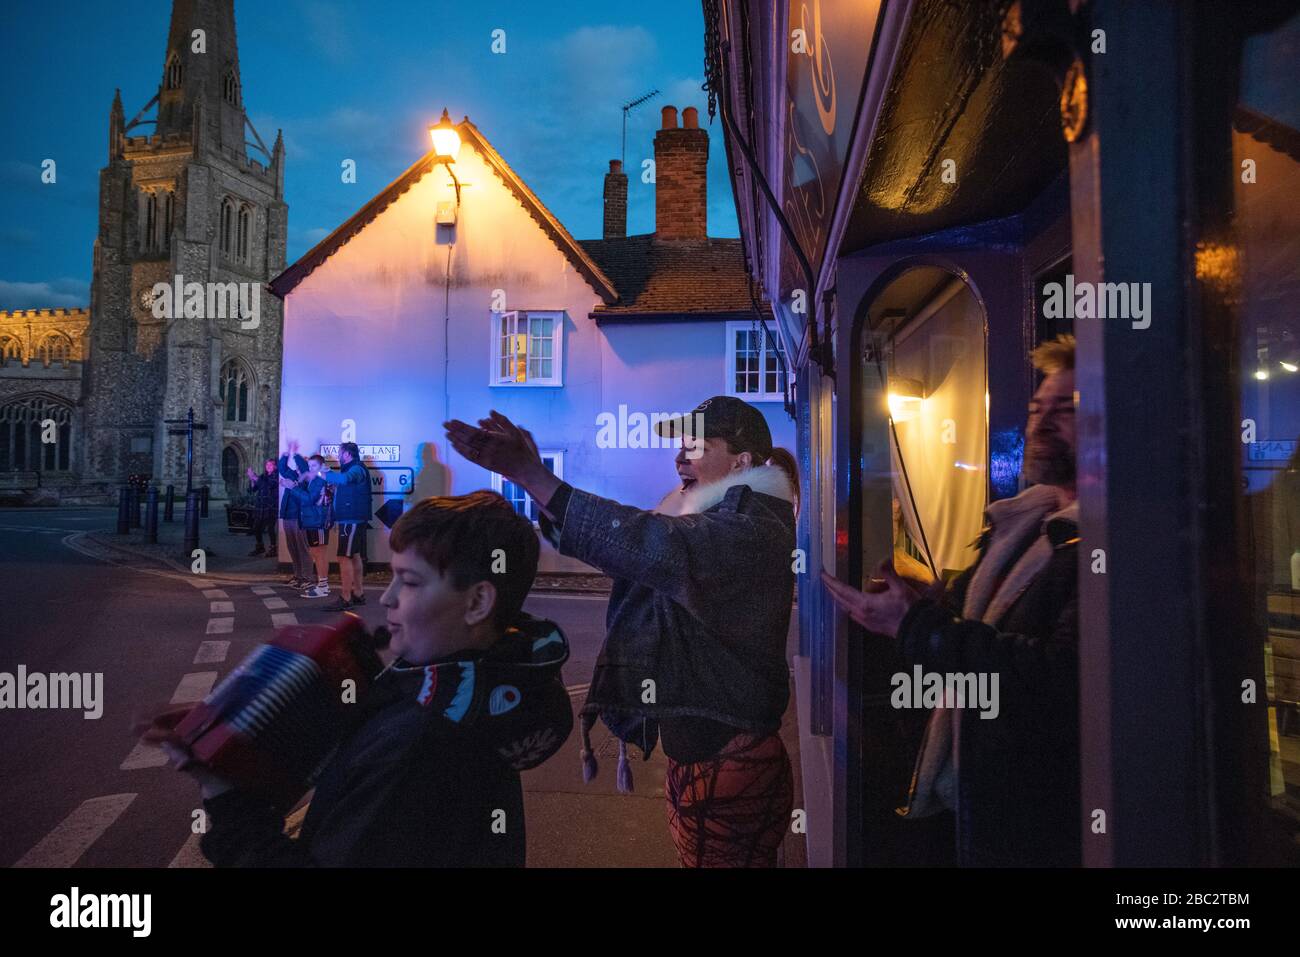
[139,287,159,314]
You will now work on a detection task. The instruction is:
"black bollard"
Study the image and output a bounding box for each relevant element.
[134,485,145,528]
[116,485,130,535]
[145,485,159,544]
[183,489,201,558]
[164,484,175,523]
[199,485,209,518]
[127,484,140,528]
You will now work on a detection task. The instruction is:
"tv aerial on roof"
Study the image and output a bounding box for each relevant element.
[622,89,661,166]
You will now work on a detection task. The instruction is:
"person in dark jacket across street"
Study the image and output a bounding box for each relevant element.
[822,334,1081,867]
[245,459,279,556]
[278,443,314,589]
[162,490,573,867]
[288,454,333,599]
[446,397,799,868]
[320,441,373,612]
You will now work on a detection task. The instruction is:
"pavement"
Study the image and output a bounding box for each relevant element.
[3,507,806,868]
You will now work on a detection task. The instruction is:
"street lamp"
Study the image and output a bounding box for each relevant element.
[429,108,461,161]
[429,108,462,206]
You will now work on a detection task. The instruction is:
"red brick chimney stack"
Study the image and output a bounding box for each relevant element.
[653,104,708,241]
[603,159,628,239]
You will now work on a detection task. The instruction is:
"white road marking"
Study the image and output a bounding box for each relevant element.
[202,589,229,599]
[120,740,169,770]
[168,832,212,869]
[209,600,234,614]
[251,586,276,596]
[262,597,288,610]
[194,640,230,664]
[13,793,137,868]
[171,672,218,704]
[206,617,234,635]
[270,613,298,628]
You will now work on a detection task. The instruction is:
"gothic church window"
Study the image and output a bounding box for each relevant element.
[237,204,253,263]
[143,192,157,251]
[36,334,72,366]
[0,337,20,366]
[165,54,183,90]
[222,68,240,106]
[220,197,236,257]
[220,359,251,422]
[0,395,72,472]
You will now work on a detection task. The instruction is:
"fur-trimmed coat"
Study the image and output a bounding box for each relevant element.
[542,464,796,767]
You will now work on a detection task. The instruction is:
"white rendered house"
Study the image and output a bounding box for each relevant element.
[270,106,793,570]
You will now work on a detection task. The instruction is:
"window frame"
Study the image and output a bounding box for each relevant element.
[490,451,564,525]
[489,310,564,387]
[725,320,788,402]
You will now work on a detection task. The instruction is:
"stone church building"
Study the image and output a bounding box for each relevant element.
[0,0,286,505]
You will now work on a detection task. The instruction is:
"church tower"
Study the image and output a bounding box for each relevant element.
[83,0,287,502]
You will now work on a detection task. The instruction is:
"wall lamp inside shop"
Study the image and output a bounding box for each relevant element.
[429,108,463,206]
[1281,361,1298,373]
[887,378,925,422]
[1255,369,1270,381]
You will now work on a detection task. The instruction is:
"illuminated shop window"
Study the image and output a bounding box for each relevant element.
[492,451,563,523]
[726,321,787,400]
[492,311,563,386]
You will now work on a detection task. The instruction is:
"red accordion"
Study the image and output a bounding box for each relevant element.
[172,613,388,806]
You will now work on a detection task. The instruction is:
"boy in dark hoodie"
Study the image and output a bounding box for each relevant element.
[164,490,573,867]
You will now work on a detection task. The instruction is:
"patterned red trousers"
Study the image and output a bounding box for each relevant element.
[665,732,794,868]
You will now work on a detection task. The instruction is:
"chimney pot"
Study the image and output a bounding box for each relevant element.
[652,106,709,241]
[603,158,629,240]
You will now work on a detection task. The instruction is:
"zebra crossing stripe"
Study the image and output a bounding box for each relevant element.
[194,640,230,664]
[120,740,169,770]
[270,613,298,628]
[262,597,288,610]
[13,793,137,867]
[168,832,212,869]
[170,672,217,705]
[206,617,234,635]
[202,589,229,599]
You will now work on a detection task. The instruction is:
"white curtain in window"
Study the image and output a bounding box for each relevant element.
[887,285,987,579]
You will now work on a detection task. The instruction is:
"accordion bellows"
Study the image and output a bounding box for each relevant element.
[173,613,386,806]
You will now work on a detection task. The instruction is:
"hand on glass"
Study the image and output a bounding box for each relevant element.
[286,439,299,455]
[821,560,930,639]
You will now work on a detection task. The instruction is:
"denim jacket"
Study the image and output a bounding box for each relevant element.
[542,464,795,774]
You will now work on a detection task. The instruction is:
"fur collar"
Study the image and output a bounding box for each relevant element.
[653,463,794,516]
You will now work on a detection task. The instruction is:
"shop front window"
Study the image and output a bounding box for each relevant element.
[1231,10,1300,853]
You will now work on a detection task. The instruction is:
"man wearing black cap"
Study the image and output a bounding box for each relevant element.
[445,398,799,867]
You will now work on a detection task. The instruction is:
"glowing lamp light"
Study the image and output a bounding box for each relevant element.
[887,377,925,422]
[429,109,461,162]
[1281,361,1299,373]
[1254,369,1269,381]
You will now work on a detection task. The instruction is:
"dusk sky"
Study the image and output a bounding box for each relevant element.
[0,0,739,311]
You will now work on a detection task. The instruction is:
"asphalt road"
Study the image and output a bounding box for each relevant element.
[0,507,800,868]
